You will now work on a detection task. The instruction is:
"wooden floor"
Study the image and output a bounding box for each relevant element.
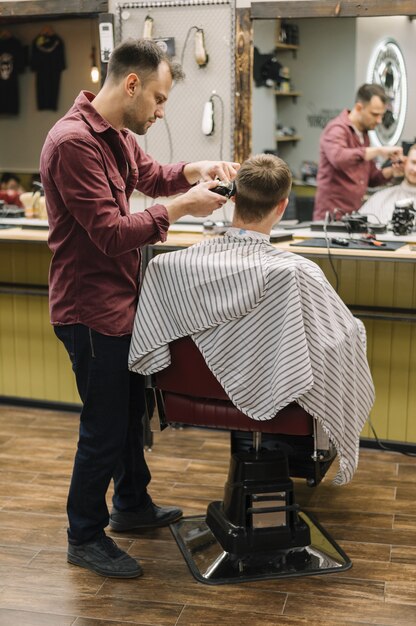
[0,405,416,626]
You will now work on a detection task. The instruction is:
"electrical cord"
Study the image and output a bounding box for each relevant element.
[210,92,225,161]
[140,115,173,207]
[163,114,174,164]
[144,115,173,163]
[334,206,378,233]
[332,207,345,222]
[333,207,385,244]
[367,415,416,457]
[332,207,353,240]
[363,212,382,224]
[180,25,199,68]
[142,134,149,210]
[323,211,340,293]
[324,208,415,457]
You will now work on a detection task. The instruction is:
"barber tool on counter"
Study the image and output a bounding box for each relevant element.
[20,181,47,220]
[391,198,415,236]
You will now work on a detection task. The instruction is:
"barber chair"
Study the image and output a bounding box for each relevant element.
[146,336,351,584]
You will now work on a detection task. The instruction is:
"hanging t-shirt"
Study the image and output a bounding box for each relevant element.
[30,32,66,111]
[0,35,26,115]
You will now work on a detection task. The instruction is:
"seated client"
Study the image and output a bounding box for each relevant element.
[359,143,416,224]
[129,154,375,486]
[0,172,24,207]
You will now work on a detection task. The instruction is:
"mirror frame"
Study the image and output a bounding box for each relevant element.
[251,1,416,20]
[0,1,108,22]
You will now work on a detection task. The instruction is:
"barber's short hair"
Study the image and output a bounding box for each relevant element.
[407,143,416,156]
[107,38,184,84]
[234,154,292,222]
[355,83,387,105]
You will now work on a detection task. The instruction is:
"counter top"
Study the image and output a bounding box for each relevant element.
[1,224,416,261]
[0,226,49,243]
[274,240,416,261]
[153,231,416,261]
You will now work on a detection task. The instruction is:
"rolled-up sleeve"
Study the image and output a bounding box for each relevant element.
[134,144,191,198]
[44,138,171,257]
[145,204,170,243]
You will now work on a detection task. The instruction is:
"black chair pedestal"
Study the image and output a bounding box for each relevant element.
[207,448,310,555]
[170,446,351,585]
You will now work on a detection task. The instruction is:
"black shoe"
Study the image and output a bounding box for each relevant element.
[67,534,143,578]
[109,502,183,532]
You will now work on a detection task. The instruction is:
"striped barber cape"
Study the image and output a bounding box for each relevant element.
[129,229,375,485]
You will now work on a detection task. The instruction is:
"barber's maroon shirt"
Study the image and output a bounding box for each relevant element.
[40,91,191,335]
[313,109,386,220]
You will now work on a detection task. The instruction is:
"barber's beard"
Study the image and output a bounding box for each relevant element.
[124,116,147,135]
[123,107,148,135]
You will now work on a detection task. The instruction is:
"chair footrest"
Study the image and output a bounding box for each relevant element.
[206,501,311,555]
[246,503,300,515]
[170,511,352,585]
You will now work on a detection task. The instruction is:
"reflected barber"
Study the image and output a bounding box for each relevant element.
[313,83,404,220]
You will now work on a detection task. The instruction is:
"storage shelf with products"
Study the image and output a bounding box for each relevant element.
[276,135,301,143]
[275,42,299,53]
[274,19,300,151]
[273,91,301,98]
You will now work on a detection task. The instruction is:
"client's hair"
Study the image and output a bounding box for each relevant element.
[234,154,292,222]
[107,38,184,84]
[1,172,21,186]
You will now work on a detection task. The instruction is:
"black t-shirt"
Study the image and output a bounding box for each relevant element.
[0,35,26,115]
[31,33,66,111]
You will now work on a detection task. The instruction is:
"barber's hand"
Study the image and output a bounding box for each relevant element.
[184,160,240,184]
[197,160,240,182]
[378,145,403,161]
[166,180,228,223]
[379,146,405,180]
[391,157,405,178]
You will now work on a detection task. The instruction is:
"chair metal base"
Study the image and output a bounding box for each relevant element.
[170,510,351,585]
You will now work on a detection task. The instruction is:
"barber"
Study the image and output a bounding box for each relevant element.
[40,38,239,579]
[313,83,403,220]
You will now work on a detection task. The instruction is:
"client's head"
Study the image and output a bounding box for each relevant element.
[232,154,292,233]
[404,144,416,186]
[1,172,22,192]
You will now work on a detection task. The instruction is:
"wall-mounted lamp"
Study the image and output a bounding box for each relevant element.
[90,45,100,83]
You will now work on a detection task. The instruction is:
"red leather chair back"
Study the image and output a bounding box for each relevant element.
[155,337,313,436]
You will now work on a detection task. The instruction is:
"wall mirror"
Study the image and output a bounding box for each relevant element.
[249,1,416,187]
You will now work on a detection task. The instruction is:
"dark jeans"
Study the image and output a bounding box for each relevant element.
[54,324,151,545]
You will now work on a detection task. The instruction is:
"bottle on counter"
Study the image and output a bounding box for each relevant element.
[20,191,36,218]
[19,182,47,220]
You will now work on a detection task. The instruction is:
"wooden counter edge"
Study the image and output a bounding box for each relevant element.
[1,227,416,260]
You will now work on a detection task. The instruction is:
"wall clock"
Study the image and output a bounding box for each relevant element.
[366,38,407,146]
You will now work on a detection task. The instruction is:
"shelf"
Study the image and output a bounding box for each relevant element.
[273,91,301,97]
[276,135,301,143]
[275,43,299,51]
[293,178,317,188]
